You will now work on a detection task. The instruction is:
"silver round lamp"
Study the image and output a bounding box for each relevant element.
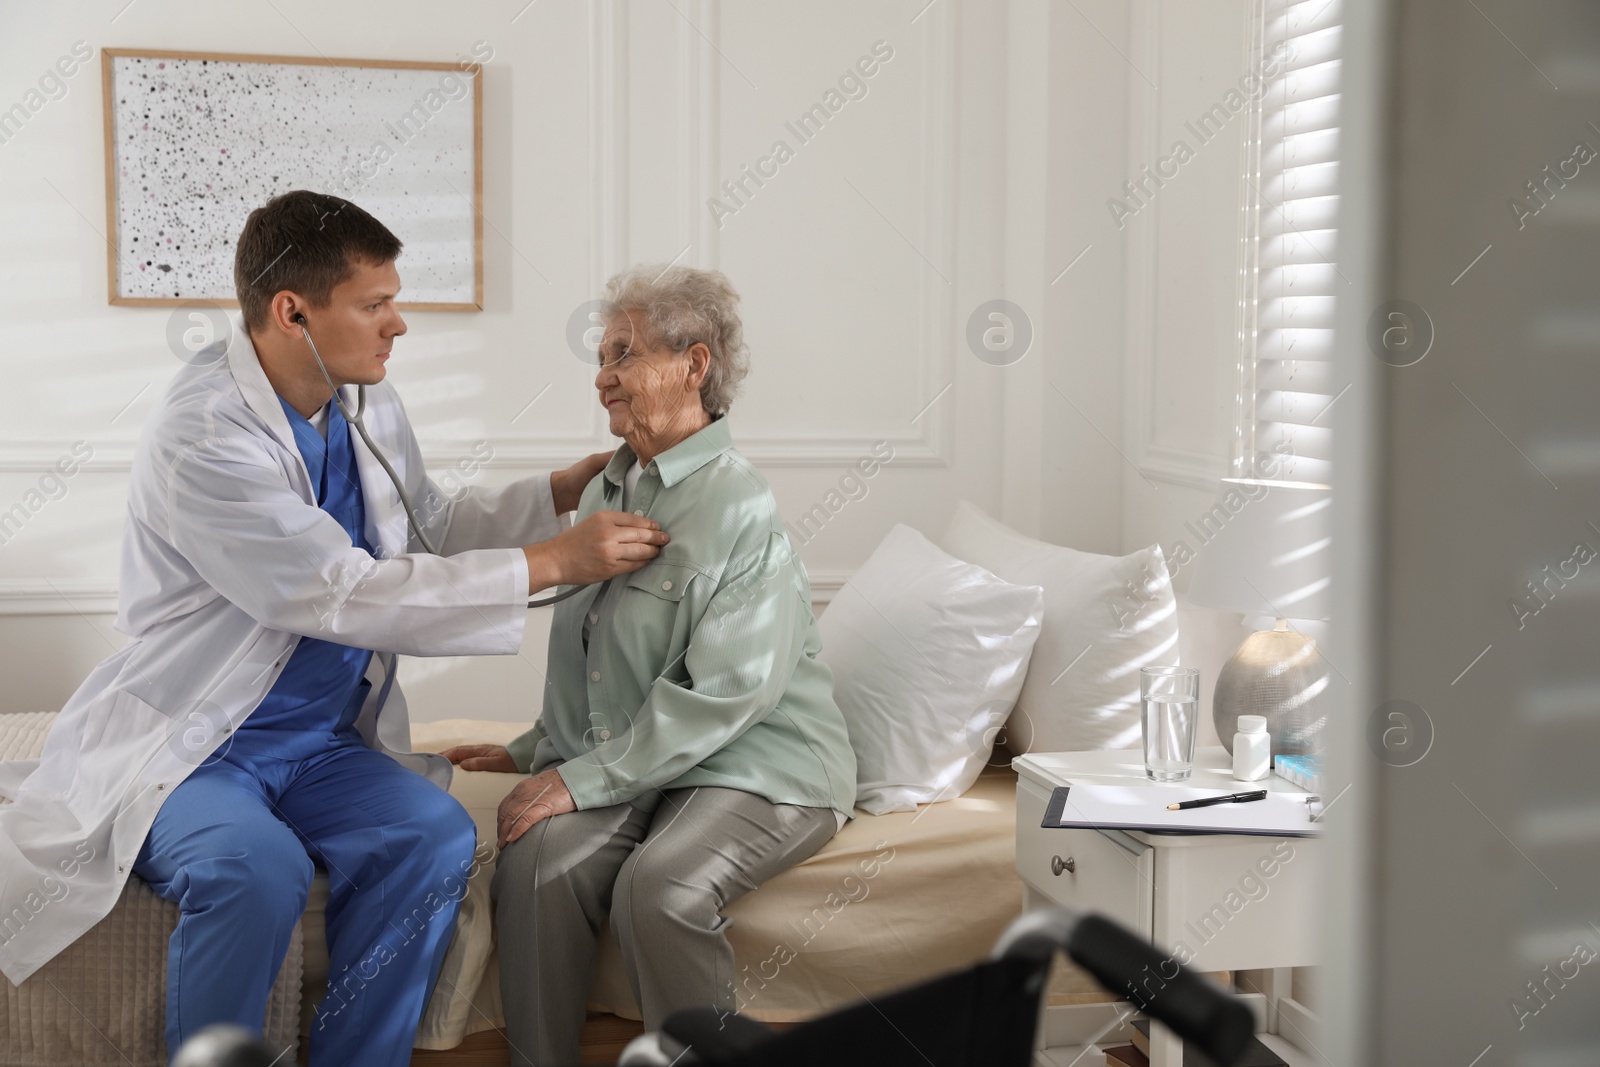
[1213,618,1329,755]
[1177,477,1333,758]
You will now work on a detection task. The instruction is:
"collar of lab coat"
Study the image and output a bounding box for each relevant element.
[225,317,409,558]
[227,317,305,461]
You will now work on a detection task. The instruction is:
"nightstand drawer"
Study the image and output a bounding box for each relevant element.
[1015,773,1153,936]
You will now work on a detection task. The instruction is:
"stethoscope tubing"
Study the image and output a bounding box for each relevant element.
[299,323,585,609]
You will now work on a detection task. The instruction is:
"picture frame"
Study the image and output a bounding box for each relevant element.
[100,47,484,310]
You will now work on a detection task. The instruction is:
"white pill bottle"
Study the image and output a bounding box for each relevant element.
[1232,714,1271,782]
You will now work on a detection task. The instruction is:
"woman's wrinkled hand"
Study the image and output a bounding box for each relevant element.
[496,767,577,848]
[440,743,519,773]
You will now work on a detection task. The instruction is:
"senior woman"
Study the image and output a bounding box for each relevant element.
[442,265,856,1065]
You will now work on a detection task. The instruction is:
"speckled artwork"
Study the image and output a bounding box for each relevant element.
[107,52,479,306]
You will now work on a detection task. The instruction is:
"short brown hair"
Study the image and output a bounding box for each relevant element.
[233,190,402,333]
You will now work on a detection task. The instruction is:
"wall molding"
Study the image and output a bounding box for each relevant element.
[804,567,848,607]
[1121,0,1233,494]
[0,445,128,474]
[0,4,955,480]
[0,569,853,617]
[0,436,948,474]
[999,0,1050,534]
[0,439,615,474]
[673,2,957,469]
[684,0,721,270]
[0,581,120,616]
[908,0,958,470]
[591,0,628,297]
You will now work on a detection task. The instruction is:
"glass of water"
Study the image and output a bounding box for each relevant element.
[1140,666,1201,783]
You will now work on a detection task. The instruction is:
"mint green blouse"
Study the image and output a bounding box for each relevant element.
[505,418,858,824]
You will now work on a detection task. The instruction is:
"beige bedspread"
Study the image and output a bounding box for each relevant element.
[0,712,304,1066]
[2,710,1100,1058]
[366,720,1102,1049]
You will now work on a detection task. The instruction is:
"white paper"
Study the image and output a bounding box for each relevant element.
[1050,783,1320,836]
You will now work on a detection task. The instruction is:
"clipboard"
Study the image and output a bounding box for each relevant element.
[1042,784,1321,837]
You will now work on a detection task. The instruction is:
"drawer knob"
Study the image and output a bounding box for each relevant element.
[1050,854,1076,876]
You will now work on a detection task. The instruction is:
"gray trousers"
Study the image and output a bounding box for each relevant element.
[490,785,838,1067]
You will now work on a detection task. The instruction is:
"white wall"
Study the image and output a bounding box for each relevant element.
[1109,0,1269,745]
[0,0,1148,723]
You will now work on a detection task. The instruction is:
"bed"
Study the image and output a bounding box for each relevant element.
[0,712,1104,1066]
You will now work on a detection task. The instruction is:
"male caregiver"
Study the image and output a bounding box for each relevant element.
[0,189,668,1066]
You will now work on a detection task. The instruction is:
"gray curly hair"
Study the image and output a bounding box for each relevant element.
[602,264,750,416]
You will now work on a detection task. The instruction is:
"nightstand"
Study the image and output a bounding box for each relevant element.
[1013,747,1322,1067]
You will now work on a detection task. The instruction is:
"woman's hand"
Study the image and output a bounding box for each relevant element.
[440,744,518,773]
[550,451,615,514]
[496,767,577,848]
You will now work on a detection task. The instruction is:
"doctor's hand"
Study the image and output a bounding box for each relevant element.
[525,512,669,594]
[440,743,518,772]
[496,767,577,848]
[550,451,614,514]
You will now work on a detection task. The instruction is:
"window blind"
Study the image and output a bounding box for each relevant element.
[1234,0,1343,490]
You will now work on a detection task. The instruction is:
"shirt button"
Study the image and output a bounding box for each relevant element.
[632,509,645,516]
[661,580,673,591]
[588,612,599,624]
[590,670,601,683]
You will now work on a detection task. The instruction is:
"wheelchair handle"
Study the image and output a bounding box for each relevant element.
[994,908,1256,1067]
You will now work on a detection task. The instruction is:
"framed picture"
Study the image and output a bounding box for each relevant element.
[101,47,484,310]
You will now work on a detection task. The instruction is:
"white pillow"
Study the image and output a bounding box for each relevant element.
[939,501,1178,754]
[818,524,1043,815]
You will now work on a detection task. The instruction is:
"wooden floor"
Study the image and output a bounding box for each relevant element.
[407,1013,798,1065]
[407,1014,636,1066]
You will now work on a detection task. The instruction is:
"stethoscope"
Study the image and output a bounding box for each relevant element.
[294,313,587,609]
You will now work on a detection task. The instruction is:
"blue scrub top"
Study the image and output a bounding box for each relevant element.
[231,398,376,760]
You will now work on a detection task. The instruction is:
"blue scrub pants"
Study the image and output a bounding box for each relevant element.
[133,738,478,1066]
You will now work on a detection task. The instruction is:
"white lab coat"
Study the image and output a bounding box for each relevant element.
[0,321,561,984]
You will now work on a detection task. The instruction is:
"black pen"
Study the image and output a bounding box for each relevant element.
[1166,789,1268,811]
